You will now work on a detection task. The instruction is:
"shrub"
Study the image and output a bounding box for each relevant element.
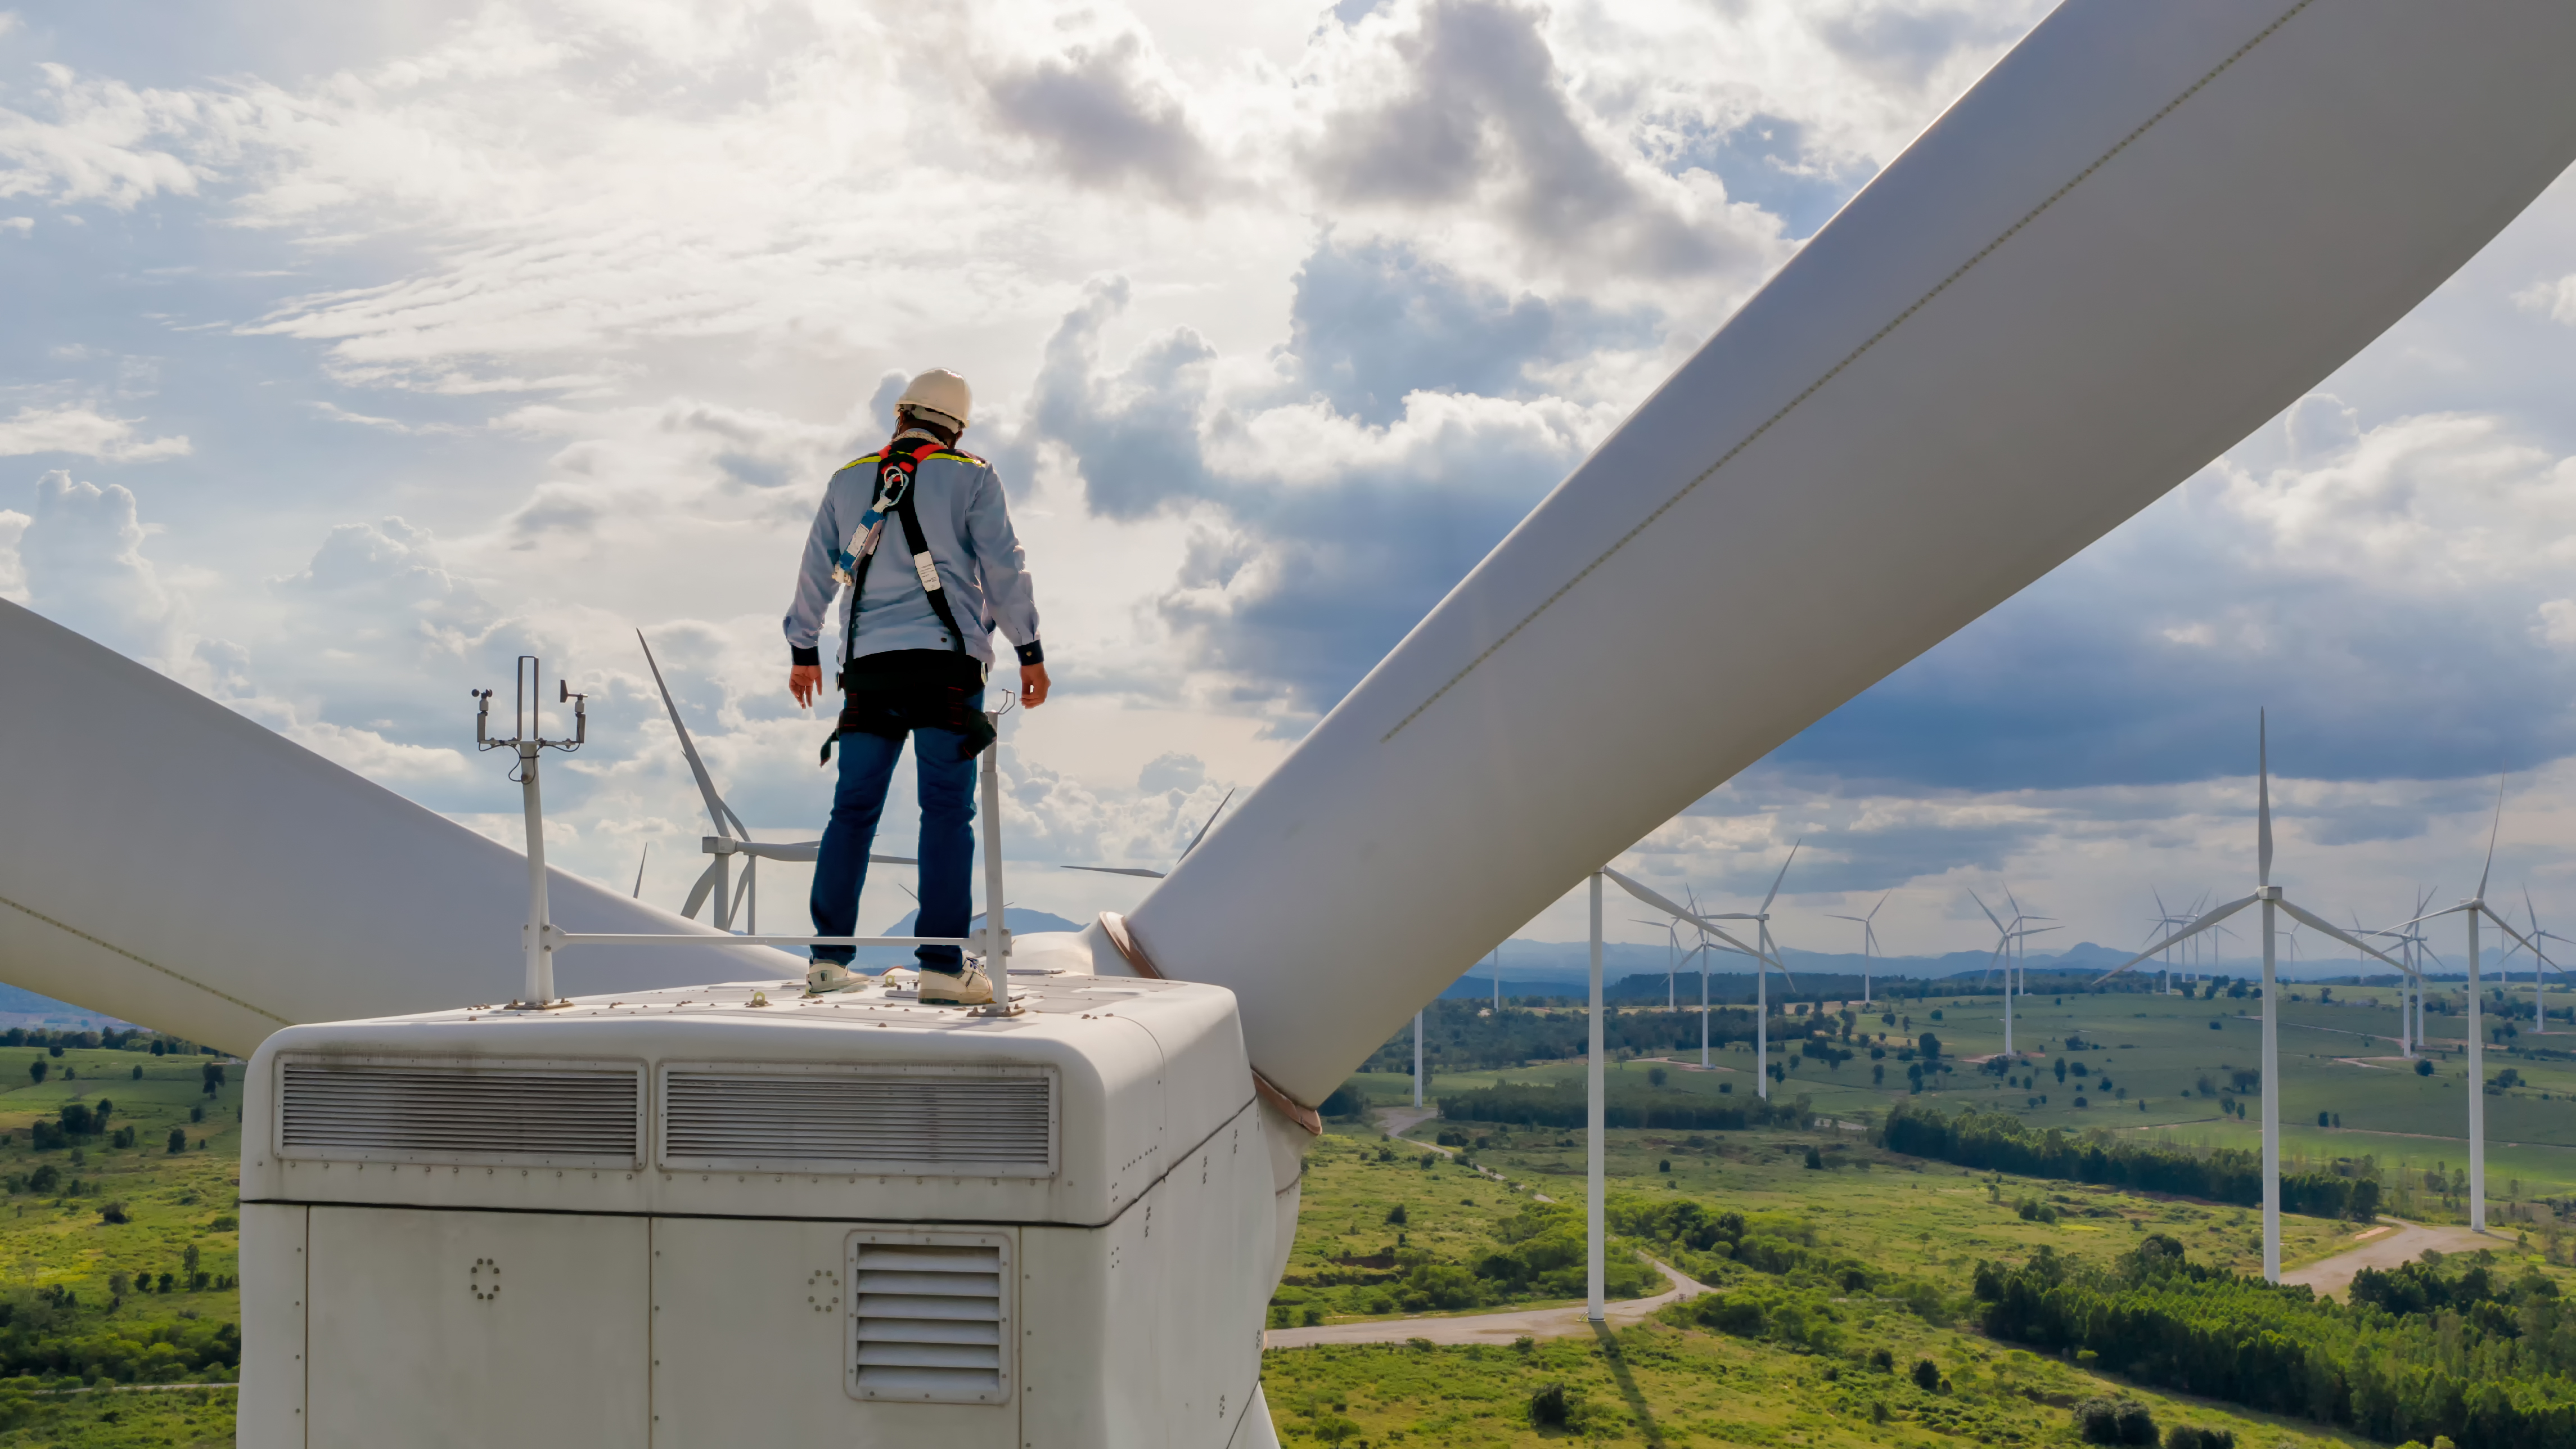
[1528,1383,1570,1428]
[2416,1059,2435,1077]
[165,1128,186,1155]
[2074,1397,2158,1444]
[2164,1428,2236,1449]
[1910,1358,1941,1392]
[1385,1203,1407,1226]
[97,1202,128,1225]
[26,1166,58,1195]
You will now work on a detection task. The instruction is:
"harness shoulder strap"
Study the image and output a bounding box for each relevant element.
[892,478,971,656]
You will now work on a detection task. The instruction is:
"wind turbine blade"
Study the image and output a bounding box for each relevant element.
[868,853,917,866]
[2390,903,2475,932]
[681,860,722,919]
[1604,868,1767,958]
[639,630,747,841]
[1178,788,1237,862]
[2278,899,2411,976]
[1969,889,2006,934]
[2476,901,2541,957]
[1605,867,1695,921]
[2257,709,2272,888]
[2097,894,2260,981]
[2480,770,2505,901]
[728,865,754,923]
[1062,865,1169,879]
[1760,841,1800,914]
[1868,891,1890,921]
[632,842,650,898]
[739,840,823,863]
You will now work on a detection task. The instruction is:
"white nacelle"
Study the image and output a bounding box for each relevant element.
[235,973,1286,1448]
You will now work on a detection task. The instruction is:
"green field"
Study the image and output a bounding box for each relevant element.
[1258,983,2576,1443]
[1258,1108,2476,1446]
[0,1040,242,1445]
[1364,983,2576,1207]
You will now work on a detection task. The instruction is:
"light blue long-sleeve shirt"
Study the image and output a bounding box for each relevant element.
[782,435,1041,669]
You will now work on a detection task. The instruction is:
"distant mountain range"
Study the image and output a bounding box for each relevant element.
[1433,937,2405,1002]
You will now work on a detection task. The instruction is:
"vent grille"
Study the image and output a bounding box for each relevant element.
[847,1235,1011,1404]
[661,1066,1054,1176]
[278,1060,642,1167]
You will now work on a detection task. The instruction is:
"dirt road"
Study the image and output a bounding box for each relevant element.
[1262,1257,1710,1350]
[2280,1217,2497,1298]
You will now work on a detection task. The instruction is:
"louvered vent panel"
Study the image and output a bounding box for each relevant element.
[662,1069,1053,1175]
[848,1240,1011,1403]
[278,1061,641,1166]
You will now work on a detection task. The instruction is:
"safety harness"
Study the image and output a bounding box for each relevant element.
[819,435,997,766]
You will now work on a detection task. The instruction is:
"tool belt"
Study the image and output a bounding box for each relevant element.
[828,651,995,763]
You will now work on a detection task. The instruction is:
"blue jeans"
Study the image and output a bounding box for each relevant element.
[809,718,979,970]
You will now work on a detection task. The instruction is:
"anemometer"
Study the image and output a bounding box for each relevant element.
[474,656,587,1009]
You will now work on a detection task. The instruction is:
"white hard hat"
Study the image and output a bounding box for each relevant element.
[895,368,972,430]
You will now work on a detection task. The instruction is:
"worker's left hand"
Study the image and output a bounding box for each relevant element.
[789,664,822,709]
[1019,662,1051,709]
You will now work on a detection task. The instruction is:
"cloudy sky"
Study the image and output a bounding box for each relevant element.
[8,0,2576,968]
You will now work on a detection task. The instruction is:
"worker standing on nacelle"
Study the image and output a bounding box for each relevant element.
[784,368,1049,1004]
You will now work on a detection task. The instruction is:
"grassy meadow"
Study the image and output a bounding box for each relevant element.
[0,1038,242,1446]
[1259,982,2576,1444]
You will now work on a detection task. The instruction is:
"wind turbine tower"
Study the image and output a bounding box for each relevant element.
[2395,776,2547,1232]
[1828,893,1890,1006]
[2110,714,2406,1281]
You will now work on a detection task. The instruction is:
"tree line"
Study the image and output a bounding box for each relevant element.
[1976,1238,2576,1447]
[1432,1081,1814,1132]
[1880,1104,2380,1220]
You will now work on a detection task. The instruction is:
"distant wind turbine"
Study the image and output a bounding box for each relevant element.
[2498,886,2572,1037]
[2388,772,2557,1234]
[640,631,911,933]
[1970,890,2053,1059]
[1827,893,1890,1006]
[631,842,650,899]
[1062,790,1235,880]
[1605,867,1790,1094]
[2103,713,2407,1283]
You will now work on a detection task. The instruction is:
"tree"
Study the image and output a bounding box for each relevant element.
[2055,1058,2069,1084]
[166,1127,187,1155]
[130,1064,142,1080]
[1911,1358,1942,1392]
[201,1061,226,1096]
[25,1060,42,1085]
[2416,1059,2435,1078]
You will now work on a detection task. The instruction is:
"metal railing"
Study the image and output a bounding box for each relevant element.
[487,656,1011,1009]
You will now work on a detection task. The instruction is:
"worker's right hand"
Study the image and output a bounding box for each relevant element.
[789,664,822,709]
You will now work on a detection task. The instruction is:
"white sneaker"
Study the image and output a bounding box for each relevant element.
[805,960,864,996]
[918,961,996,1006]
